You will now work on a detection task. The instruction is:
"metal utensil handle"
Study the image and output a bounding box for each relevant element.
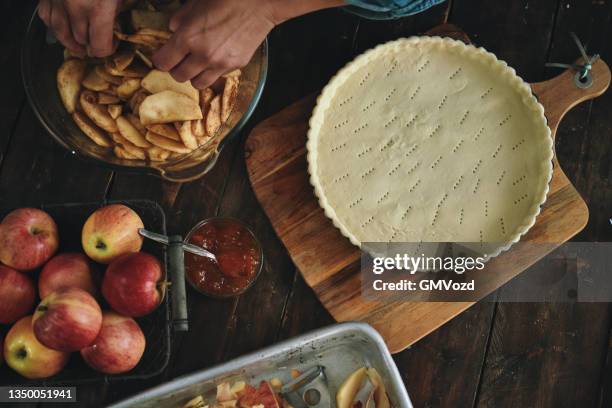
[168,235,189,332]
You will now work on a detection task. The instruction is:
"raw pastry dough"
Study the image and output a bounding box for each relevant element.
[307,37,553,257]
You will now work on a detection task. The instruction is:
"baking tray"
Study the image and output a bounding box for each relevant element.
[0,199,184,385]
[109,322,412,408]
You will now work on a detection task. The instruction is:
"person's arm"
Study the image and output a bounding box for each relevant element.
[153,0,347,89]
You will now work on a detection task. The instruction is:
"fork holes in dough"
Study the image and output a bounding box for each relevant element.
[449,67,462,80]
[428,125,441,139]
[361,215,374,228]
[357,146,372,158]
[331,142,347,152]
[512,174,527,186]
[438,95,448,110]
[333,173,349,183]
[386,61,398,77]
[452,175,464,190]
[473,178,481,194]
[362,100,376,112]
[353,123,369,134]
[496,170,506,185]
[499,114,512,127]
[512,139,526,151]
[388,162,402,176]
[377,191,390,204]
[417,60,430,72]
[385,88,397,102]
[492,144,502,158]
[514,193,528,205]
[459,110,470,125]
[472,159,483,174]
[359,72,371,86]
[383,116,398,128]
[452,139,464,153]
[431,155,443,169]
[361,167,375,179]
[401,206,412,220]
[333,119,349,130]
[406,114,418,127]
[349,197,363,208]
[339,96,353,106]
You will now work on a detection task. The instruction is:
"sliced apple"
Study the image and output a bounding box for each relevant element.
[367,368,391,408]
[117,78,142,100]
[82,69,110,92]
[139,90,203,125]
[336,367,367,408]
[205,95,222,136]
[80,90,118,132]
[141,70,199,102]
[72,112,112,147]
[217,382,233,402]
[57,59,87,113]
[145,131,191,154]
[146,123,180,141]
[116,116,151,148]
[221,76,239,122]
[95,65,122,85]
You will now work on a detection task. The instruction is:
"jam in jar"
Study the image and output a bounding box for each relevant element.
[185,218,262,297]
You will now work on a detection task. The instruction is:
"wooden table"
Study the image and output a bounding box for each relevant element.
[0,1,611,407]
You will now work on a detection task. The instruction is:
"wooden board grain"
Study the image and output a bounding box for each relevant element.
[245,25,611,353]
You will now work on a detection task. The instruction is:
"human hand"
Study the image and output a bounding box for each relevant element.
[38,0,121,57]
[152,0,277,89]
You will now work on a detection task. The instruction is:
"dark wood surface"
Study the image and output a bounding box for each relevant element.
[0,0,611,407]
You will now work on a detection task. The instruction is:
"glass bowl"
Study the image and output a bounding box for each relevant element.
[184,217,264,299]
[21,9,268,182]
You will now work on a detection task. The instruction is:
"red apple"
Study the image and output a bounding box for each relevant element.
[39,253,97,299]
[102,252,164,317]
[0,266,36,324]
[32,287,102,352]
[81,312,145,374]
[4,316,69,379]
[81,204,144,264]
[0,208,59,271]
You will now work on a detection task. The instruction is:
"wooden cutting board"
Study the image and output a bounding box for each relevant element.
[244,24,611,353]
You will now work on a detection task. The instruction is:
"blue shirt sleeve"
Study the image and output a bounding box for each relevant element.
[345,0,446,20]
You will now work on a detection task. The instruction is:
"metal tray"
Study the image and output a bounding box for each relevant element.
[0,199,185,385]
[109,322,412,408]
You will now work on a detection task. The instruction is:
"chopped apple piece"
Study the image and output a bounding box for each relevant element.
[217,382,233,402]
[336,367,367,408]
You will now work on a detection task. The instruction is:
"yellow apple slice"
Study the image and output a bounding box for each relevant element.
[146,146,171,162]
[139,90,203,125]
[178,121,198,150]
[72,111,112,147]
[117,78,142,100]
[57,59,87,113]
[82,69,109,92]
[205,95,222,136]
[141,69,199,102]
[116,116,151,148]
[80,90,118,132]
[107,104,122,120]
[367,368,391,408]
[221,76,239,122]
[146,123,180,141]
[336,367,367,408]
[145,131,192,154]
